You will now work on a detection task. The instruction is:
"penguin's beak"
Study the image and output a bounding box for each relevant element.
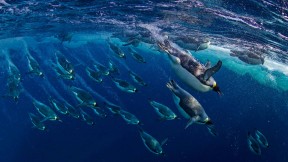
[212,85,222,96]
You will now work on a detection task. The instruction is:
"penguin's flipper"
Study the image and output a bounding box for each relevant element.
[185,118,194,129]
[195,44,201,52]
[122,42,133,46]
[185,116,199,129]
[168,54,181,64]
[185,115,200,129]
[76,102,86,107]
[161,138,168,146]
[203,60,222,81]
[204,60,211,68]
[40,117,51,123]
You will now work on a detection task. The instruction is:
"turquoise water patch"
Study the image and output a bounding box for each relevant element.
[192,46,288,92]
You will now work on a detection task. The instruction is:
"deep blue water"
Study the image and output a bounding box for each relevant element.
[1,0,288,162]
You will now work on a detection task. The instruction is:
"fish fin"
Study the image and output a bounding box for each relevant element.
[203,60,222,81]
[161,138,168,146]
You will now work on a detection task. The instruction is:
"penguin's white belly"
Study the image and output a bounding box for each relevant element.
[172,95,190,119]
[170,60,211,92]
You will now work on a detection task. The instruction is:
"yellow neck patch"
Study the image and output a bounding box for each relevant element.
[204,118,209,123]
[213,82,217,88]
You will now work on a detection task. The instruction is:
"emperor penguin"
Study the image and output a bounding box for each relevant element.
[158,39,222,94]
[166,80,214,129]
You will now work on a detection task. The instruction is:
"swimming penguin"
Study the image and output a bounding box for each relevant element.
[129,71,147,86]
[138,30,155,45]
[111,77,138,93]
[128,48,146,63]
[255,129,269,148]
[28,113,46,131]
[108,41,126,59]
[93,107,107,118]
[2,77,22,102]
[247,132,261,155]
[119,110,141,125]
[148,100,178,121]
[49,97,68,115]
[85,67,103,83]
[33,100,61,122]
[65,103,80,119]
[172,35,210,52]
[80,108,95,125]
[111,30,140,43]
[158,40,222,94]
[122,38,140,47]
[70,86,97,108]
[55,32,73,43]
[55,52,74,74]
[53,65,75,80]
[7,62,21,82]
[230,50,265,65]
[166,80,214,129]
[108,60,120,75]
[138,127,167,155]
[94,62,110,76]
[103,102,121,115]
[26,54,44,77]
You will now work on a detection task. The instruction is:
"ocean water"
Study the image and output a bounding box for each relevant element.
[0,0,288,162]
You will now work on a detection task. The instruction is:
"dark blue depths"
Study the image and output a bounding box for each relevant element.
[0,40,287,162]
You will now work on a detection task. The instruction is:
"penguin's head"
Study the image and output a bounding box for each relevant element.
[212,82,222,95]
[13,96,19,103]
[69,75,75,80]
[55,116,63,122]
[204,117,213,125]
[39,72,44,78]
